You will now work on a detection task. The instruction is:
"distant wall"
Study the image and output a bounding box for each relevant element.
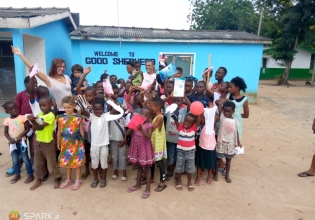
[72,40,264,102]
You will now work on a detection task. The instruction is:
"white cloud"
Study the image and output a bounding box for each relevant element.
[2,0,191,29]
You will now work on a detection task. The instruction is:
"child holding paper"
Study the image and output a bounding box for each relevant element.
[165,96,191,181]
[120,107,155,198]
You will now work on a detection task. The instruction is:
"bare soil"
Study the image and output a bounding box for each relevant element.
[1,81,315,220]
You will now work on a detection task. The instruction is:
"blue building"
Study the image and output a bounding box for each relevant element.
[0,7,78,99]
[0,7,271,103]
[70,26,271,102]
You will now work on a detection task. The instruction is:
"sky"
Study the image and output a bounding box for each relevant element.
[2,0,192,30]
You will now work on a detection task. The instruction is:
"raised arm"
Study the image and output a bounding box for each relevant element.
[127,86,135,106]
[106,100,124,121]
[29,75,36,103]
[12,46,51,87]
[183,94,191,112]
[76,66,91,95]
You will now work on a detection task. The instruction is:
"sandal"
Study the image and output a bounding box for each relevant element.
[100,180,107,188]
[298,172,315,177]
[127,186,141,193]
[154,184,167,192]
[60,179,73,189]
[5,168,14,177]
[10,175,21,184]
[175,184,183,191]
[141,191,150,199]
[111,175,118,180]
[121,176,127,182]
[71,180,82,190]
[188,185,195,192]
[90,179,99,188]
[24,175,34,184]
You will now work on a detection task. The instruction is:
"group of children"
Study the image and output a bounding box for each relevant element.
[3,61,249,199]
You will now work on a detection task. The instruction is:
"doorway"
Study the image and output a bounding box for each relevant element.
[0,38,16,100]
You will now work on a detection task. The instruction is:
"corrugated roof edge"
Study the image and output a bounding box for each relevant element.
[70,25,272,43]
[0,7,70,10]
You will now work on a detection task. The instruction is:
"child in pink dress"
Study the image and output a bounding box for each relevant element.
[120,107,155,199]
[195,104,219,186]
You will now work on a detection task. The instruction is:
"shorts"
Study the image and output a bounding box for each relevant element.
[166,142,177,165]
[175,150,195,174]
[216,141,235,159]
[90,145,108,169]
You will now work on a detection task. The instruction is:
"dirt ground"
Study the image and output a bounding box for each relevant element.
[1,81,315,220]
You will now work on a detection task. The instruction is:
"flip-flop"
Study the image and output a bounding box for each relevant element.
[127,186,141,193]
[141,191,150,199]
[194,181,200,186]
[175,184,183,191]
[90,179,99,188]
[298,172,315,177]
[24,175,34,184]
[188,185,195,192]
[154,184,167,192]
[10,175,21,184]
[99,180,107,188]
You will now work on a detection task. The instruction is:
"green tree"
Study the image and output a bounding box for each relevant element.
[187,0,260,33]
[260,0,315,84]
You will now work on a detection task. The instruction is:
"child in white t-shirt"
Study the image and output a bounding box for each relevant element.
[80,96,123,188]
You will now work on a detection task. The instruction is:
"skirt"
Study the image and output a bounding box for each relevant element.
[195,147,217,169]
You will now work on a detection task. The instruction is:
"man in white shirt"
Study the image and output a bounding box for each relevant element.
[143,60,156,79]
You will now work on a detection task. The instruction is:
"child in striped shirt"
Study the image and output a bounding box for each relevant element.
[173,113,200,192]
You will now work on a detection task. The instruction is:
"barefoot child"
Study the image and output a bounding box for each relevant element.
[174,113,200,191]
[28,97,61,190]
[214,101,242,183]
[195,103,219,186]
[80,97,124,188]
[57,96,85,190]
[122,107,155,198]
[3,101,34,184]
[149,98,167,192]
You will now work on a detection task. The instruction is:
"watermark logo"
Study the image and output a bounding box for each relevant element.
[8,210,20,220]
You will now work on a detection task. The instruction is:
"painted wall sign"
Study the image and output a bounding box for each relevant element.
[85,51,155,65]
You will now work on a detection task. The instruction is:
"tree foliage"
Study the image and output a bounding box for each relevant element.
[187,0,260,33]
[260,0,315,84]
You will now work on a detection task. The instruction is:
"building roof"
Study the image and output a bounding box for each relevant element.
[0,7,78,30]
[70,25,272,44]
[0,7,69,18]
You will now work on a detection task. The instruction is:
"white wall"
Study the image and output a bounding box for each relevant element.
[23,34,46,85]
[262,48,312,69]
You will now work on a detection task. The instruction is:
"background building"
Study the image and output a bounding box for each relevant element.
[260,47,315,80]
